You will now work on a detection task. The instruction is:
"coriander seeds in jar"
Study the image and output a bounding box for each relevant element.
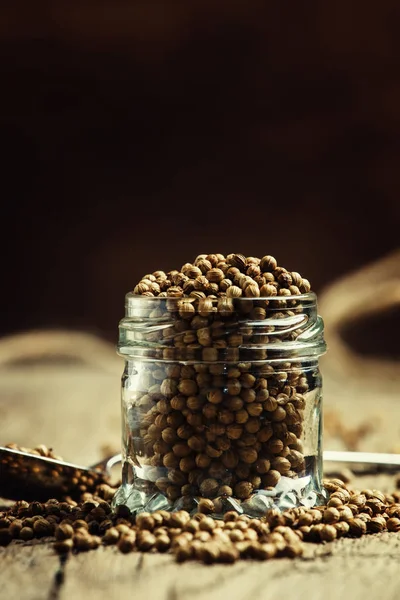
[112,254,327,517]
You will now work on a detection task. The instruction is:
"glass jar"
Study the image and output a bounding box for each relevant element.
[112,291,327,517]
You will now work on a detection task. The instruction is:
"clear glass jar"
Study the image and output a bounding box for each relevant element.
[112,292,327,517]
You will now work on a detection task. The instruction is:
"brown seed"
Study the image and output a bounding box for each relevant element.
[367,516,386,533]
[174,543,193,562]
[299,279,311,293]
[163,452,179,469]
[135,513,155,531]
[218,544,239,563]
[368,489,387,503]
[255,542,277,560]
[388,505,400,518]
[8,520,23,538]
[290,272,302,286]
[235,409,249,424]
[103,527,120,545]
[259,283,277,297]
[288,449,305,468]
[54,539,73,554]
[241,388,256,403]
[168,511,190,529]
[178,299,196,319]
[197,499,215,514]
[217,297,235,317]
[162,427,178,445]
[186,412,203,428]
[244,284,260,298]
[284,542,304,558]
[349,493,366,508]
[226,286,242,298]
[245,417,261,434]
[117,534,136,554]
[172,442,192,458]
[205,444,223,458]
[387,518,400,532]
[197,517,216,533]
[206,268,225,283]
[190,454,209,471]
[178,379,198,396]
[258,424,274,442]
[247,403,263,417]
[267,438,284,454]
[348,518,367,537]
[229,529,244,543]
[153,534,170,552]
[227,379,241,395]
[33,519,53,538]
[337,506,353,522]
[262,470,281,487]
[296,512,313,527]
[323,507,340,524]
[199,479,219,498]
[224,396,244,411]
[234,481,253,500]
[320,525,337,542]
[73,519,89,531]
[207,389,223,404]
[259,255,277,272]
[255,458,271,474]
[226,253,246,270]
[217,485,233,497]
[73,532,93,552]
[226,424,243,440]
[221,449,239,469]
[327,523,345,539]
[271,407,287,422]
[238,448,258,464]
[160,378,178,398]
[54,523,74,540]
[182,519,199,535]
[197,542,220,564]
[136,532,156,551]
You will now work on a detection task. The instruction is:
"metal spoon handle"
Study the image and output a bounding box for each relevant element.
[89,453,122,476]
[323,450,400,473]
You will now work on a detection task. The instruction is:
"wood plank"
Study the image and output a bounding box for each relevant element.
[58,534,400,600]
[0,542,60,600]
[1,532,400,600]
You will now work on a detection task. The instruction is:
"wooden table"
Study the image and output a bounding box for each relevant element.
[2,526,400,600]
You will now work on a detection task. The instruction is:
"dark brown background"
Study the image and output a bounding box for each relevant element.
[1,1,399,342]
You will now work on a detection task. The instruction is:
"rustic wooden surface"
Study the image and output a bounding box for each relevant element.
[1,528,400,600]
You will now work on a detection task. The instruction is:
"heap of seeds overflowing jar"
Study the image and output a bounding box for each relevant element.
[112,254,327,517]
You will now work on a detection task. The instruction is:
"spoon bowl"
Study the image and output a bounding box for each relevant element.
[0,446,121,501]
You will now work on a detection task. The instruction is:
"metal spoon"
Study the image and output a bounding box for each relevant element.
[0,446,121,501]
[1,447,400,501]
[323,450,400,475]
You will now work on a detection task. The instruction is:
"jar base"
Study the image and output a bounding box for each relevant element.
[111,465,327,518]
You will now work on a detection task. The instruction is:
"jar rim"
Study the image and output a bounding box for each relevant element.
[125,291,317,305]
[119,291,326,361]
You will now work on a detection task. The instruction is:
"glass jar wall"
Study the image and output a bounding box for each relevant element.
[112,292,326,517]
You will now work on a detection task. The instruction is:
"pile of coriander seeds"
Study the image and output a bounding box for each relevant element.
[119,253,324,513]
[2,478,400,564]
[133,253,311,299]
